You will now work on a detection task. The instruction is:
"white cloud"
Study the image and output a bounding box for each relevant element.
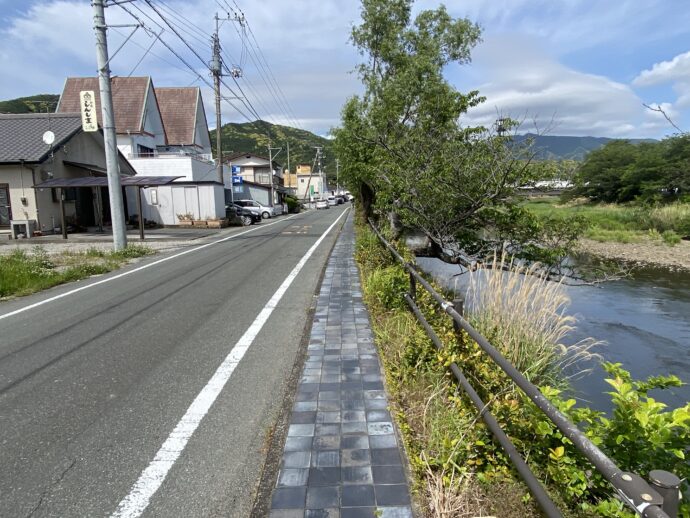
[634,51,690,86]
[453,35,668,138]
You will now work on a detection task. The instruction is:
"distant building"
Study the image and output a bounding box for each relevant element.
[225,152,285,206]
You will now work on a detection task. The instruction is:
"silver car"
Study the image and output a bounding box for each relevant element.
[234,199,274,219]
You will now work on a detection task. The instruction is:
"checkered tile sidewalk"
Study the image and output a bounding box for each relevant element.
[270,214,413,518]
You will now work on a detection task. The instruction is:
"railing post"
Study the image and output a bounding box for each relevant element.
[648,470,681,518]
[451,296,464,334]
[409,271,417,302]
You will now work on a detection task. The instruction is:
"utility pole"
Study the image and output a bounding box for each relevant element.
[93,0,127,251]
[336,158,340,194]
[286,140,290,186]
[267,143,282,207]
[211,13,224,185]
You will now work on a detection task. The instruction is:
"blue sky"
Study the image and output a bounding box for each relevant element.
[0,0,688,139]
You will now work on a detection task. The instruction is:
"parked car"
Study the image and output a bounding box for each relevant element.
[226,203,261,225]
[315,199,329,210]
[335,195,345,204]
[327,196,337,206]
[344,191,354,202]
[234,199,274,219]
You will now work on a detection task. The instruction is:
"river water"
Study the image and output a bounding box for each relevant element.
[416,258,690,412]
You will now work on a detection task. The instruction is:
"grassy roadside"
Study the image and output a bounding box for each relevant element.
[354,214,690,517]
[522,198,690,245]
[0,245,154,299]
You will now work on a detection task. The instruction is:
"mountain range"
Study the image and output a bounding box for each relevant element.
[1,94,654,166]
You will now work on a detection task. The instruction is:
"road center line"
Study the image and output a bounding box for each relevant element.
[0,214,300,321]
[111,208,349,518]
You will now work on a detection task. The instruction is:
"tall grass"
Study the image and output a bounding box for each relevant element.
[523,199,690,240]
[465,252,599,386]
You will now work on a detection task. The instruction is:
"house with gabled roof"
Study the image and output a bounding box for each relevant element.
[55,77,225,226]
[0,113,135,236]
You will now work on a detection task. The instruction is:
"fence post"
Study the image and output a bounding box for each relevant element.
[409,271,417,302]
[648,470,681,518]
[451,297,464,332]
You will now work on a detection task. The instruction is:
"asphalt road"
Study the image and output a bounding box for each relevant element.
[0,205,349,518]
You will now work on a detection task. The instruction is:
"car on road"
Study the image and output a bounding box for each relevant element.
[327,196,337,206]
[226,203,261,225]
[335,195,345,204]
[234,199,275,219]
[315,199,329,210]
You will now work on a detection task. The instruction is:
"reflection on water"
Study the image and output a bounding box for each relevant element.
[416,258,690,412]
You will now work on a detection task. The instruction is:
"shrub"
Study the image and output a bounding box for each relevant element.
[662,230,681,246]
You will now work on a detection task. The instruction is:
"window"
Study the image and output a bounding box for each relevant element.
[138,144,154,157]
[150,189,158,205]
[300,178,305,183]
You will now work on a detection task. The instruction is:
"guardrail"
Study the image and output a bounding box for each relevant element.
[368,219,681,518]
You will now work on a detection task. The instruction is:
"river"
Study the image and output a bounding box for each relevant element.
[416,258,690,412]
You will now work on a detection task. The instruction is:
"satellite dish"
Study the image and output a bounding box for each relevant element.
[42,130,55,146]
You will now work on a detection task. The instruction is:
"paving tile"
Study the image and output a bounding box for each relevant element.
[372,465,406,485]
[341,466,373,485]
[340,436,369,450]
[370,448,401,466]
[294,401,318,412]
[341,484,375,507]
[306,509,340,518]
[270,510,304,518]
[309,467,341,486]
[278,468,310,487]
[377,507,413,518]
[284,436,314,452]
[374,485,410,506]
[313,435,340,451]
[341,509,376,518]
[367,422,394,436]
[272,487,307,509]
[307,485,340,509]
[282,451,311,469]
[369,435,397,449]
[340,449,371,467]
[288,424,315,437]
[312,450,340,468]
[291,411,317,424]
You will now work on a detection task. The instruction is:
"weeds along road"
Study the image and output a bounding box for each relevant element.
[0,206,349,518]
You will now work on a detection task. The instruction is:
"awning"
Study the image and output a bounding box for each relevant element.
[33,176,183,188]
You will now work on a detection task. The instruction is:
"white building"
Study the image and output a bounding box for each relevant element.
[57,78,224,225]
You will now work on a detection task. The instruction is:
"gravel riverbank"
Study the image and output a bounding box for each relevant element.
[578,238,690,271]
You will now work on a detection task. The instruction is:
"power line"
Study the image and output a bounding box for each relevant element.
[117,2,255,124]
[221,4,301,130]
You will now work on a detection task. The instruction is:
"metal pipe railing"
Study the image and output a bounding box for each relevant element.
[405,293,563,517]
[368,219,677,518]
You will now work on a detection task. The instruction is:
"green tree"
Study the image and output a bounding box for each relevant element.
[334,0,581,270]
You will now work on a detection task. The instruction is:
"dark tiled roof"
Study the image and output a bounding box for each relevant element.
[57,77,150,134]
[0,113,82,163]
[156,87,200,146]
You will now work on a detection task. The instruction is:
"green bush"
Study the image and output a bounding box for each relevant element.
[662,230,682,246]
[285,195,301,213]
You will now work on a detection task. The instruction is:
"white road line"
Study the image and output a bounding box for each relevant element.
[111,208,349,518]
[0,214,300,321]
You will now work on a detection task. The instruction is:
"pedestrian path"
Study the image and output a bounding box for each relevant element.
[270,214,413,518]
